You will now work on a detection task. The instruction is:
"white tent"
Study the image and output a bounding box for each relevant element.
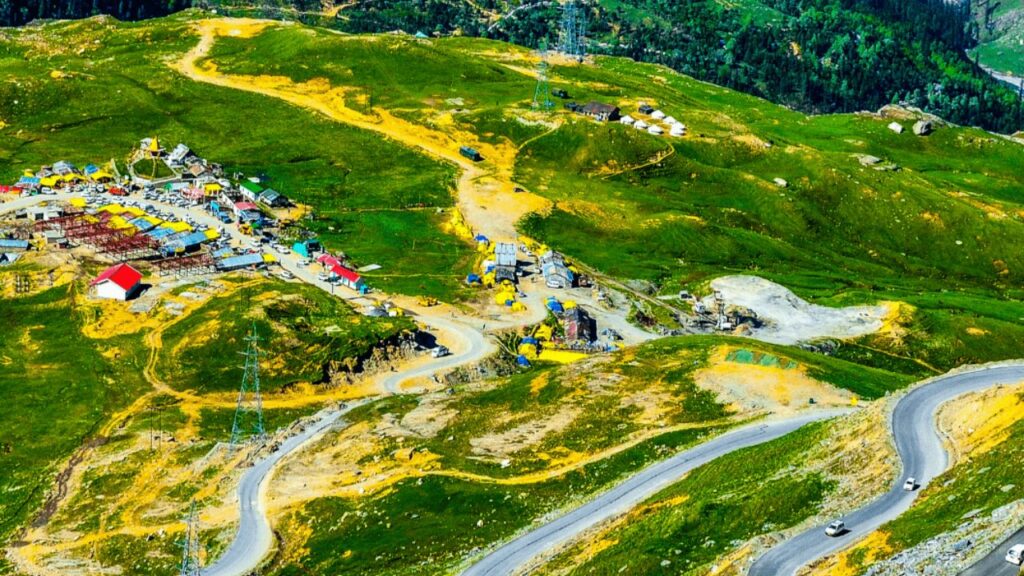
[634,120,649,130]
[648,125,664,135]
[664,116,678,125]
[651,110,666,120]
[620,115,636,125]
[670,124,686,137]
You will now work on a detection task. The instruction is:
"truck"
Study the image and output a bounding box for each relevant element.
[459,146,483,162]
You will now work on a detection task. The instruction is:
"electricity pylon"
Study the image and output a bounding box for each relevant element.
[230,323,266,446]
[178,500,201,576]
[559,1,587,62]
[533,40,554,110]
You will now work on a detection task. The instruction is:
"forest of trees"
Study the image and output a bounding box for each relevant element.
[2,0,1021,133]
[0,0,191,26]
[340,0,1024,134]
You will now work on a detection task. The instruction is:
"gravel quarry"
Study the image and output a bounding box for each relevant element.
[709,275,890,345]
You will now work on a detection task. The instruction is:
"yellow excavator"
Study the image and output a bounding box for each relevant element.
[417,295,439,307]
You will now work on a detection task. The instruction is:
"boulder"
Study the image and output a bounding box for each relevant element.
[888,121,905,134]
[913,120,933,136]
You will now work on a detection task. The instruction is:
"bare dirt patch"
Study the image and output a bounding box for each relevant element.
[694,346,855,414]
[709,275,891,345]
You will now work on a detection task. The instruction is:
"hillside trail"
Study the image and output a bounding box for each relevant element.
[173,18,552,243]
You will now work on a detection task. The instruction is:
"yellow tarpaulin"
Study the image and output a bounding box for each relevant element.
[494,291,516,306]
[120,206,145,217]
[262,253,277,263]
[204,183,222,192]
[203,229,220,240]
[148,137,160,152]
[89,170,113,181]
[534,324,553,341]
[537,350,589,364]
[163,221,191,233]
[97,203,124,213]
[39,176,61,187]
[517,343,538,358]
[108,215,133,230]
[142,216,163,226]
[68,197,87,208]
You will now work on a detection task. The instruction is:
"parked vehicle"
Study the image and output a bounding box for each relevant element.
[903,477,916,491]
[824,520,845,537]
[1006,544,1024,565]
[277,270,295,280]
[431,346,450,359]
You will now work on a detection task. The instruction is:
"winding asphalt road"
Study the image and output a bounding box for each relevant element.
[203,401,365,576]
[460,409,853,576]
[960,526,1024,576]
[750,364,1024,576]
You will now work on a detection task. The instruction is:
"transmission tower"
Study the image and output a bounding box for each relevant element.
[230,323,266,446]
[178,500,202,576]
[533,40,554,110]
[558,1,588,62]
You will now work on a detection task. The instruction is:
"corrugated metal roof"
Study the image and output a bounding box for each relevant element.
[0,238,29,249]
[217,253,265,270]
[494,242,517,266]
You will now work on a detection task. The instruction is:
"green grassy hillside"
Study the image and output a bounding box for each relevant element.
[194,20,1024,372]
[972,0,1024,77]
[0,14,473,300]
[0,284,148,546]
[264,335,897,576]
[156,281,412,394]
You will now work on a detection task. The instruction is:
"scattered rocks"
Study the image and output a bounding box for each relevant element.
[857,154,883,166]
[773,177,788,188]
[864,499,1024,576]
[913,120,933,136]
[888,121,905,134]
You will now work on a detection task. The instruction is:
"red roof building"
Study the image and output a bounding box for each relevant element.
[90,263,143,300]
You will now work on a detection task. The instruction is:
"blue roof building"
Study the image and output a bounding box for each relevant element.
[217,253,265,271]
[0,239,30,251]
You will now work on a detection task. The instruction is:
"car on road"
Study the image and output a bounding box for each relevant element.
[317,272,330,282]
[299,259,311,266]
[1006,543,1024,565]
[431,346,450,359]
[824,520,845,537]
[903,477,917,491]
[277,270,295,280]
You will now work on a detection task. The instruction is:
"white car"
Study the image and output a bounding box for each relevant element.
[824,520,845,537]
[277,270,295,280]
[431,346,450,358]
[1007,544,1024,565]
[903,477,917,491]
